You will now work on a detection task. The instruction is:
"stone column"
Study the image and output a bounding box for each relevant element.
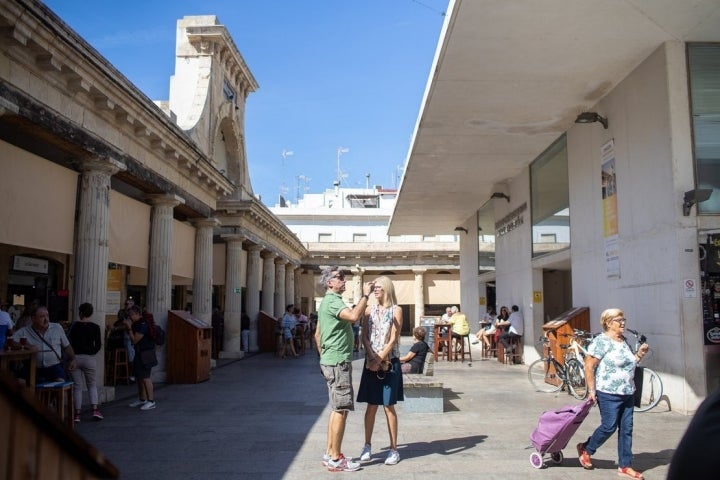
[274,258,286,318]
[72,158,125,396]
[351,267,363,304]
[220,235,245,358]
[261,251,276,314]
[413,268,427,329]
[294,267,302,310]
[246,245,262,351]
[285,263,296,309]
[146,194,185,382]
[192,218,219,324]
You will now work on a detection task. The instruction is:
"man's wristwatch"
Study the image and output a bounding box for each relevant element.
[362,294,369,300]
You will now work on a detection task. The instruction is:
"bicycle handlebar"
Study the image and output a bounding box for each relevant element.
[626,328,647,345]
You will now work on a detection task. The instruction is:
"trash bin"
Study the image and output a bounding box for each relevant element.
[166,310,212,383]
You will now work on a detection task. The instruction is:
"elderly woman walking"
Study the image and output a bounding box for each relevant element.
[577,308,650,480]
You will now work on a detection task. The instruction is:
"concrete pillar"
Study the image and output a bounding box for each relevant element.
[246,245,262,352]
[220,235,245,358]
[285,263,296,310]
[146,194,185,382]
[192,218,219,324]
[274,258,286,318]
[261,251,276,315]
[72,158,125,396]
[413,268,427,329]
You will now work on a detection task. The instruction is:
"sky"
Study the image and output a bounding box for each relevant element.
[43,0,449,207]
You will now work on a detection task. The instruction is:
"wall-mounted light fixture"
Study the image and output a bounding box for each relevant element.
[575,112,608,129]
[683,188,713,216]
[454,226,468,234]
[491,192,510,202]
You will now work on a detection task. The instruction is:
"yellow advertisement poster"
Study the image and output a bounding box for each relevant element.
[601,140,620,278]
[107,268,122,291]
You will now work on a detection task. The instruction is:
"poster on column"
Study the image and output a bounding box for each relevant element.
[601,139,620,278]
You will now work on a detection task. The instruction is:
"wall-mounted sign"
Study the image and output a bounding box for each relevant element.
[13,255,49,274]
[495,202,527,237]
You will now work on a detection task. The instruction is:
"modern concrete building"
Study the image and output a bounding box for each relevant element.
[271,184,461,333]
[390,0,720,413]
[0,1,306,394]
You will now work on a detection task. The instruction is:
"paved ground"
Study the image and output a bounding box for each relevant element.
[76,339,689,479]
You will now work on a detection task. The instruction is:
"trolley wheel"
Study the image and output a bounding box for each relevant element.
[529,452,545,469]
[550,451,563,464]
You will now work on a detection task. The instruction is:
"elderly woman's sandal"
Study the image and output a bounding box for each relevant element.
[618,467,644,479]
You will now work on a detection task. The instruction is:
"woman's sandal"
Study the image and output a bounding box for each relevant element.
[618,467,644,479]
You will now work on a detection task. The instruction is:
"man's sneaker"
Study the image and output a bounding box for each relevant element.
[321,453,331,466]
[140,401,156,410]
[577,442,593,469]
[384,449,400,465]
[92,409,104,420]
[359,443,372,461]
[128,399,147,408]
[74,413,80,423]
[327,454,361,472]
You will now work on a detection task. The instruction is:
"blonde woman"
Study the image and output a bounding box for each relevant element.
[356,276,403,466]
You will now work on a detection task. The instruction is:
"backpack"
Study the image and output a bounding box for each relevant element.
[152,324,166,346]
[143,312,166,346]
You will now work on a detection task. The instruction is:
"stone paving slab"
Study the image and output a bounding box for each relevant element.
[76,340,689,479]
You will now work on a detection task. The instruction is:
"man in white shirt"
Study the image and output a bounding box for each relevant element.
[498,305,524,351]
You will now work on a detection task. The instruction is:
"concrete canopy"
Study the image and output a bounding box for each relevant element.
[389,0,720,235]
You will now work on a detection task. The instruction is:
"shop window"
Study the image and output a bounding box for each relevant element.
[689,44,720,213]
[530,135,570,257]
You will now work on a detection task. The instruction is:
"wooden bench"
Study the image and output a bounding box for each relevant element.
[402,352,444,413]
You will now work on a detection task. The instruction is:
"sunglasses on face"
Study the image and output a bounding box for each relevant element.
[331,274,345,280]
[611,317,626,324]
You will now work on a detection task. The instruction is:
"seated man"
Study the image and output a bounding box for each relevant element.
[11,306,76,383]
[498,305,524,352]
[399,327,430,373]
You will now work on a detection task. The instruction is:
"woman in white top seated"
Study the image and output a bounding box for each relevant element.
[474,307,498,348]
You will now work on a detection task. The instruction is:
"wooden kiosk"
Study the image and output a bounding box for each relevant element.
[166,310,212,384]
[541,306,590,368]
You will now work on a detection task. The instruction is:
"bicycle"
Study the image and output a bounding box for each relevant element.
[560,328,596,363]
[528,336,587,400]
[626,328,663,412]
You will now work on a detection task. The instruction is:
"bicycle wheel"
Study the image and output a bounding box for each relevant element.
[566,358,588,400]
[634,367,663,412]
[528,359,563,393]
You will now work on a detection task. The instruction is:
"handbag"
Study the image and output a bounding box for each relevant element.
[376,358,393,380]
